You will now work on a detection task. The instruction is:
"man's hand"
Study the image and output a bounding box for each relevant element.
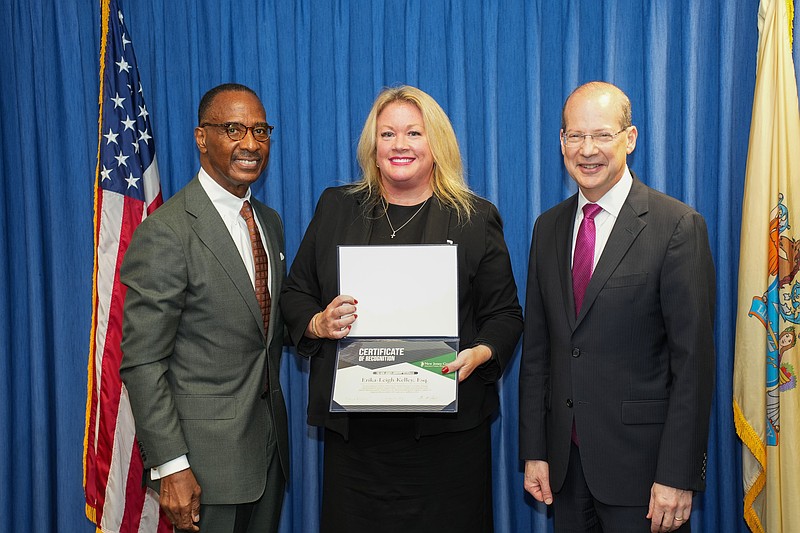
[160,468,202,532]
[523,460,553,505]
[646,482,692,532]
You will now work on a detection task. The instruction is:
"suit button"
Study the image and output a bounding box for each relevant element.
[572,348,581,358]
[566,399,573,408]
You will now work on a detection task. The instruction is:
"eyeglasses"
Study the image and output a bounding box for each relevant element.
[201,122,274,142]
[562,127,629,147]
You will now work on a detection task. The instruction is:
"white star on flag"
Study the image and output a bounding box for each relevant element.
[125,174,140,189]
[104,128,119,145]
[111,93,125,108]
[115,57,130,73]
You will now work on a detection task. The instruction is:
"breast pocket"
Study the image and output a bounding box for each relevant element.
[599,272,649,309]
[604,272,648,289]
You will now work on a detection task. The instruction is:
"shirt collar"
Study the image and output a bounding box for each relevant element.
[197,167,252,216]
[577,165,633,218]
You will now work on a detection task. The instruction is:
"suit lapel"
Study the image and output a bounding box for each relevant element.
[575,178,648,325]
[421,197,452,243]
[343,194,377,245]
[184,178,265,336]
[556,196,579,330]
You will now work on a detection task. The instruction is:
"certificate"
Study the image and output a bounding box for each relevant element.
[330,338,458,412]
[331,245,459,412]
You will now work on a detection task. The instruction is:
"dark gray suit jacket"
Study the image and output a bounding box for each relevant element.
[120,176,289,505]
[519,175,715,505]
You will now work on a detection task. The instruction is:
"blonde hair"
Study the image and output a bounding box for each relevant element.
[350,85,475,222]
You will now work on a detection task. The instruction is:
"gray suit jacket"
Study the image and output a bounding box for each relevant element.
[120,176,289,505]
[519,175,715,505]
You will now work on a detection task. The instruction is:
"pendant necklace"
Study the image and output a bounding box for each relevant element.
[383,197,429,238]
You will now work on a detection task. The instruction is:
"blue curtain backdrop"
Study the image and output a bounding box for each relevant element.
[2,1,795,531]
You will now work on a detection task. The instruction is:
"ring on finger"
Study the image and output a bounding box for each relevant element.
[675,517,684,521]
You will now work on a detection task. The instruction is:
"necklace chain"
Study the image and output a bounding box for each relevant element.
[383,198,429,238]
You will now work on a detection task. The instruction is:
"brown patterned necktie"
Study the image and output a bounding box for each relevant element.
[240,200,271,335]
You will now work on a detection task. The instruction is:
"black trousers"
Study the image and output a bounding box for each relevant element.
[553,442,691,533]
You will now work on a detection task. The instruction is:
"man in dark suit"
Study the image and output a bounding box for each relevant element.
[120,83,289,533]
[519,81,715,532]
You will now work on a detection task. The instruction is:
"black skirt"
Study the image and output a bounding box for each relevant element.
[321,416,494,533]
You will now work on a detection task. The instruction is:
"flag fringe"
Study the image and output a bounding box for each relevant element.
[733,399,767,533]
[85,503,106,533]
[84,0,111,518]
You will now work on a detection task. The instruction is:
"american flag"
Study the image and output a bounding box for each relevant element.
[83,1,170,531]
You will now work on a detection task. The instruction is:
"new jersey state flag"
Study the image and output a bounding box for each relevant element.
[733,0,800,532]
[83,0,170,531]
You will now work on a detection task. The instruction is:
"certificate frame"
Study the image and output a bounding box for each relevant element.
[331,244,459,412]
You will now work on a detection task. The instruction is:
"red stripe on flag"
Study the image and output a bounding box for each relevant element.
[94,194,146,527]
[120,438,146,533]
[147,192,163,215]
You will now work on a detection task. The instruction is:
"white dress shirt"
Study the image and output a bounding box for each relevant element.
[571,166,634,270]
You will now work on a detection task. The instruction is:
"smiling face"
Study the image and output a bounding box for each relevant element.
[375,101,435,200]
[560,86,637,202]
[194,90,270,198]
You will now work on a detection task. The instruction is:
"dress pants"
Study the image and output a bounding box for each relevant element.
[553,442,691,533]
[179,443,285,533]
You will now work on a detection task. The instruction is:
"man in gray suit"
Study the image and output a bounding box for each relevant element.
[121,83,289,533]
[520,82,715,532]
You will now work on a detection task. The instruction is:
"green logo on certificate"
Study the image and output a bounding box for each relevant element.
[411,353,457,380]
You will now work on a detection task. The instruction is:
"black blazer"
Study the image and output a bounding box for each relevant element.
[519,175,716,506]
[281,186,523,437]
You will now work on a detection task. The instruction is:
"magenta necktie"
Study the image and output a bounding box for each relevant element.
[572,203,602,317]
[240,200,271,335]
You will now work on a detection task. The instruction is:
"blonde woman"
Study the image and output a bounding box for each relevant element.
[282,85,522,533]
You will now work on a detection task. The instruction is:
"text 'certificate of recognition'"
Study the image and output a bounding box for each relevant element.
[331,245,459,412]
